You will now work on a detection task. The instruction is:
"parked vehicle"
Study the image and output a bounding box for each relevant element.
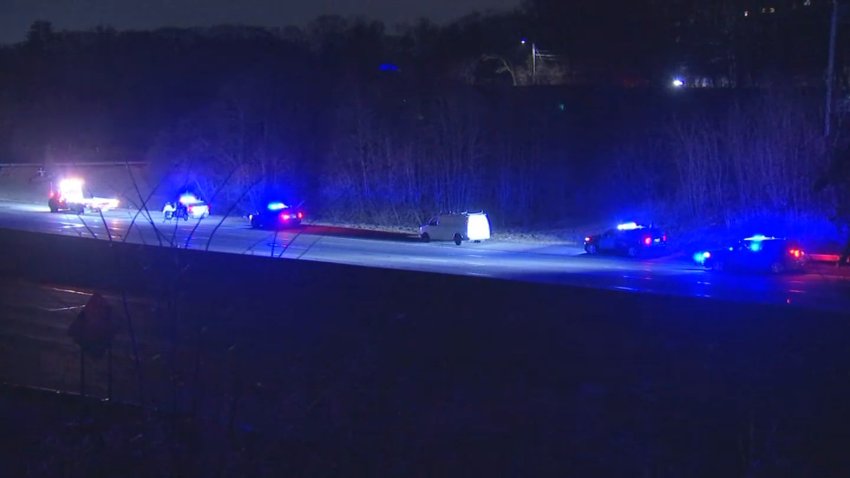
[249,201,305,229]
[162,193,209,221]
[419,212,491,245]
[48,178,119,214]
[696,235,807,274]
[177,193,209,219]
[584,222,667,257]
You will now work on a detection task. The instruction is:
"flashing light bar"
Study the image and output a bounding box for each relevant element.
[693,251,711,265]
[617,222,643,231]
[744,234,775,242]
[178,193,200,205]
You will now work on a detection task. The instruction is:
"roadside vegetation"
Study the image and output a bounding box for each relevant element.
[1,9,847,241]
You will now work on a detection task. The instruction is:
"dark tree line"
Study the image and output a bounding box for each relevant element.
[0,4,846,231]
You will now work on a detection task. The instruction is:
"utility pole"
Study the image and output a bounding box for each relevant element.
[825,0,839,137]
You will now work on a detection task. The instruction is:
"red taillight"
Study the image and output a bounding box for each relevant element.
[662,235,667,242]
[643,237,652,246]
[789,249,803,259]
[297,212,304,219]
[281,213,291,221]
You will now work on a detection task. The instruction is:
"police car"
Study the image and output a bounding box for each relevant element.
[249,201,305,229]
[584,222,667,257]
[695,235,807,274]
[164,193,209,220]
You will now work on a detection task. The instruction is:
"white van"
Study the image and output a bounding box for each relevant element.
[419,212,491,245]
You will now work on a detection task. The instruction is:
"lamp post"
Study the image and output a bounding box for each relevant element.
[521,38,537,84]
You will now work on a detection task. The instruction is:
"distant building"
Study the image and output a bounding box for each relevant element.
[666,0,836,89]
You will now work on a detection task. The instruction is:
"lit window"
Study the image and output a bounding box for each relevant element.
[744,10,749,16]
[769,7,776,13]
[804,0,811,5]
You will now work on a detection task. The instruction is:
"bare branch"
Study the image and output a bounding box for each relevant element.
[183,165,239,250]
[124,161,163,247]
[74,212,99,239]
[205,179,261,252]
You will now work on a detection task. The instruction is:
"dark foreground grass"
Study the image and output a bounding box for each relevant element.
[1,228,850,476]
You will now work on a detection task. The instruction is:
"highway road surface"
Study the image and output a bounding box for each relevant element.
[0,200,848,313]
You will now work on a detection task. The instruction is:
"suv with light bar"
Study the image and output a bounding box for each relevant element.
[695,235,807,274]
[171,193,209,220]
[584,222,667,257]
[249,201,305,229]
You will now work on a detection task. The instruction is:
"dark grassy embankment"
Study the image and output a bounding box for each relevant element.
[0,228,849,476]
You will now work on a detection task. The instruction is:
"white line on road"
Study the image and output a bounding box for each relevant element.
[40,305,86,312]
[45,286,91,296]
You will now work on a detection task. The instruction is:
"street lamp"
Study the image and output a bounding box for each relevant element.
[671,78,684,88]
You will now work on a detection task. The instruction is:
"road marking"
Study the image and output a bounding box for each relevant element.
[44,286,91,296]
[621,274,654,281]
[39,305,86,312]
[467,272,494,277]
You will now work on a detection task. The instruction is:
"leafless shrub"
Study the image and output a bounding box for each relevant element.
[667,94,829,227]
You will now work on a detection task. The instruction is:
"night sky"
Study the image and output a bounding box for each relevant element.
[0,0,521,43]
